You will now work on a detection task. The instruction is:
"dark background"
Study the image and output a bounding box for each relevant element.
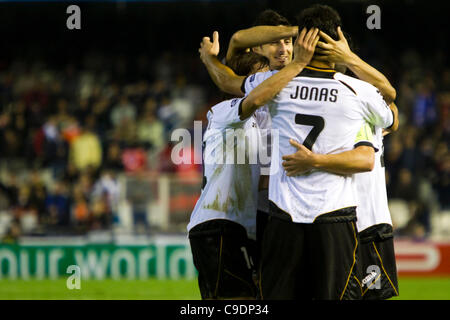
[0,0,448,78]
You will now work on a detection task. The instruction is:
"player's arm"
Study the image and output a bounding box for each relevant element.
[386,102,399,132]
[199,31,246,97]
[282,139,375,176]
[226,25,298,62]
[315,27,396,104]
[240,28,320,120]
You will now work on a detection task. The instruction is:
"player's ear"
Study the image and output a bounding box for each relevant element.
[252,46,262,54]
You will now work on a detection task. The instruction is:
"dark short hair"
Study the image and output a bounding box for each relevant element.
[253,9,291,27]
[296,5,342,41]
[226,51,270,76]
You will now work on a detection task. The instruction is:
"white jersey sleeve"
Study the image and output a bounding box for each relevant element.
[254,107,272,174]
[209,98,244,126]
[359,86,394,129]
[242,70,277,95]
[334,73,394,129]
[355,127,393,232]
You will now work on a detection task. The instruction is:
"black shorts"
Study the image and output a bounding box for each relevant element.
[358,223,399,300]
[255,210,269,269]
[189,219,257,299]
[259,202,362,300]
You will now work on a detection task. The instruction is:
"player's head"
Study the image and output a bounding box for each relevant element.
[226,51,270,76]
[252,9,290,27]
[219,52,269,100]
[296,4,342,64]
[251,9,293,71]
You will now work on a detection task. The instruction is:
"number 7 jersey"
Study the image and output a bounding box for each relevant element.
[243,66,394,223]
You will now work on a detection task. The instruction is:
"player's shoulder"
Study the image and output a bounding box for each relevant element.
[246,70,277,84]
[208,97,243,125]
[211,97,242,114]
[243,70,277,95]
[334,72,381,97]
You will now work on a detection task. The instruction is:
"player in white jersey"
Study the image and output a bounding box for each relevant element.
[318,28,399,300]
[281,27,400,299]
[242,5,398,300]
[225,9,297,273]
[354,125,399,299]
[189,28,319,299]
[198,10,298,282]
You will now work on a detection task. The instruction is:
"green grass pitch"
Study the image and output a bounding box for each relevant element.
[0,277,449,300]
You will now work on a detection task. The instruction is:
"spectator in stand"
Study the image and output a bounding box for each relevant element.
[0,173,19,209]
[390,168,430,238]
[75,98,91,125]
[92,170,120,210]
[62,162,79,185]
[71,185,90,232]
[122,143,147,172]
[69,122,102,172]
[412,78,437,128]
[157,96,179,134]
[76,171,94,201]
[28,171,47,225]
[137,109,165,151]
[110,94,136,128]
[432,142,450,209]
[1,219,21,243]
[91,97,111,140]
[45,180,70,228]
[90,170,120,228]
[103,141,124,172]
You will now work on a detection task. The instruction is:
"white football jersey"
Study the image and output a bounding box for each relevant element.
[244,66,394,223]
[354,125,392,232]
[187,98,263,239]
[243,77,274,214]
[253,106,272,213]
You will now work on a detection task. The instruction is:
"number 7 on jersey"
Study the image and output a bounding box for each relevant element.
[295,114,325,150]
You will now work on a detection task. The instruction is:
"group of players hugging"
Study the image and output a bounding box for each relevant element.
[188,4,399,300]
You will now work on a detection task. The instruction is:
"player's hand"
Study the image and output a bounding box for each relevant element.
[281,139,315,176]
[199,31,220,63]
[314,26,355,65]
[292,27,320,66]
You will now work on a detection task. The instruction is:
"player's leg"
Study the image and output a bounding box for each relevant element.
[258,202,309,300]
[307,207,363,300]
[359,223,399,300]
[189,219,258,299]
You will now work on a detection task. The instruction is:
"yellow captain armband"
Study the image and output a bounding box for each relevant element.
[355,122,375,144]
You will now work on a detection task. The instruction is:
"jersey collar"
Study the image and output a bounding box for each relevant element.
[297,65,337,79]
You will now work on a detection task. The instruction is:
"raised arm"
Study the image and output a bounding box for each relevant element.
[316,27,396,104]
[226,25,298,62]
[240,28,319,119]
[199,31,245,96]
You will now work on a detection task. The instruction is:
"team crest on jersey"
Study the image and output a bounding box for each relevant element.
[230,98,239,107]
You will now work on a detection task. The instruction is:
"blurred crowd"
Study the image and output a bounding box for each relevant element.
[0,46,448,240]
[0,52,208,240]
[382,52,450,238]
